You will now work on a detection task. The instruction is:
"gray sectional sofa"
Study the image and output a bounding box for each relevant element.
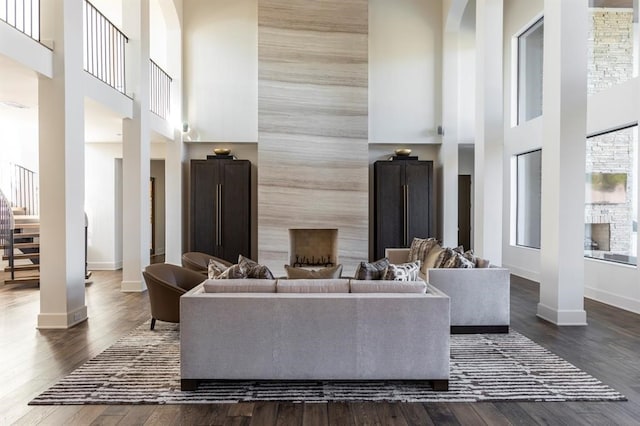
[386,247,510,333]
[180,278,451,391]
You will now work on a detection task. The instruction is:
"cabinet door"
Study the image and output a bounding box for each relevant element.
[190,160,218,256]
[374,161,405,259]
[219,161,251,263]
[405,161,433,241]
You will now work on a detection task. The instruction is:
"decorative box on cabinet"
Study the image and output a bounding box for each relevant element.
[373,159,434,260]
[190,157,251,264]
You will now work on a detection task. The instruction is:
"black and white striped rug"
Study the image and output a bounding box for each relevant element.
[30,321,625,404]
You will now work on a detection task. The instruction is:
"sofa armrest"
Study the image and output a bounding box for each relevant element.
[385,248,410,264]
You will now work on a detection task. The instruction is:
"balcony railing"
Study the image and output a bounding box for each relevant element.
[83,0,128,94]
[150,59,172,120]
[1,0,40,41]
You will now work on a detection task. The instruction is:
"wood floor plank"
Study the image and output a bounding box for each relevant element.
[450,403,488,426]
[469,403,513,426]
[350,402,381,426]
[250,401,279,426]
[397,403,434,426]
[275,402,303,426]
[116,405,156,425]
[327,402,355,426]
[302,403,328,426]
[143,405,180,426]
[228,402,255,417]
[423,403,460,425]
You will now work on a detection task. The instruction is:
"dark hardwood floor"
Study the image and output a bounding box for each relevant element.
[1,271,639,425]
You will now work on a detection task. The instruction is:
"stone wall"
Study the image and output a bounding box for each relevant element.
[585,9,635,256]
[587,9,634,95]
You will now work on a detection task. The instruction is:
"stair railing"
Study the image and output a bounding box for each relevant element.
[150,59,172,120]
[9,163,39,216]
[83,0,128,94]
[0,189,16,279]
[1,0,40,41]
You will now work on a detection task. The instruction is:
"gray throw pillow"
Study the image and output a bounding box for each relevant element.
[284,264,343,279]
[354,257,390,280]
[215,263,248,279]
[238,255,275,279]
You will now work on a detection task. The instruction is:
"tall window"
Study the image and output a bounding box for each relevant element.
[516,150,542,249]
[585,126,637,265]
[517,18,544,124]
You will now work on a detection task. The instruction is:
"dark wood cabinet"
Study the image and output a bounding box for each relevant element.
[374,160,434,259]
[190,157,251,263]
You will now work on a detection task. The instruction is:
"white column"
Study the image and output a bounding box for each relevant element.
[164,22,184,266]
[37,0,87,328]
[121,0,151,292]
[538,0,587,325]
[440,0,467,248]
[474,0,504,263]
[164,129,184,265]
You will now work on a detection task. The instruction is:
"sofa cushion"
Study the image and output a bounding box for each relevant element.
[349,279,427,293]
[353,258,389,280]
[384,261,421,281]
[204,279,277,293]
[215,263,248,279]
[284,264,343,279]
[276,279,350,293]
[238,255,275,279]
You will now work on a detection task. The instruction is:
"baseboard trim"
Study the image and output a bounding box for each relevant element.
[121,280,147,292]
[537,303,587,326]
[87,261,122,271]
[585,287,640,315]
[37,305,88,329]
[451,325,509,334]
[501,263,540,283]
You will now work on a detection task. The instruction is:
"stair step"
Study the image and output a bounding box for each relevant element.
[13,223,40,229]
[4,264,39,272]
[11,232,40,239]
[4,276,40,285]
[3,253,39,260]
[11,242,39,249]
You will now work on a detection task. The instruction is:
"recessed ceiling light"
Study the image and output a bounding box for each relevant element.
[0,100,29,109]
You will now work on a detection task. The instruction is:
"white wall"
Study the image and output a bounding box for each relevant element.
[369,0,442,143]
[85,142,168,270]
[458,1,476,142]
[85,143,122,270]
[183,0,258,142]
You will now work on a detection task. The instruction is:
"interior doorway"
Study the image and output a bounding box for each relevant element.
[458,175,472,250]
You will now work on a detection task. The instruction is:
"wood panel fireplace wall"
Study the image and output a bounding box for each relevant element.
[289,229,338,267]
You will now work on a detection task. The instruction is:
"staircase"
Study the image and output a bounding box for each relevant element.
[1,206,40,285]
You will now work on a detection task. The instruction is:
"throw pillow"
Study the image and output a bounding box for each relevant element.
[384,260,421,281]
[238,255,275,279]
[462,249,490,268]
[422,243,444,273]
[408,237,440,264]
[284,264,343,279]
[214,263,248,279]
[207,259,225,279]
[354,257,390,280]
[434,248,456,268]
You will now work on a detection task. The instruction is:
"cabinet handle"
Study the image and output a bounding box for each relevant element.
[405,184,410,246]
[403,184,408,246]
[217,184,222,246]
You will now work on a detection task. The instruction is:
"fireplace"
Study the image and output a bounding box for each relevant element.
[585,223,610,251]
[289,229,338,267]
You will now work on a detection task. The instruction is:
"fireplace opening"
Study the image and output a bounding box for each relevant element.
[585,223,610,252]
[289,229,338,267]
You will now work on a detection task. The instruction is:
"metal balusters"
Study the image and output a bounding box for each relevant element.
[150,59,172,119]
